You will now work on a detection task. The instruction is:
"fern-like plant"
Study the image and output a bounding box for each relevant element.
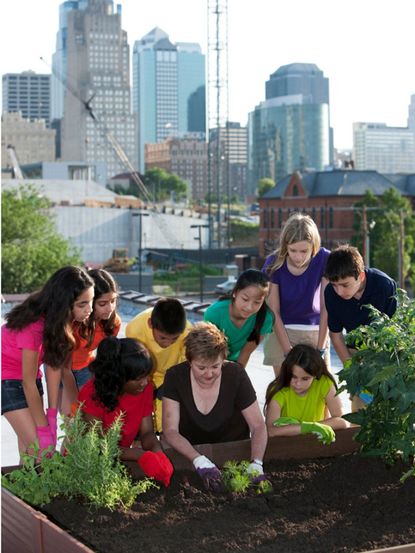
[2,410,156,509]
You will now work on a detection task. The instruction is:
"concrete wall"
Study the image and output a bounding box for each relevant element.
[53,207,210,263]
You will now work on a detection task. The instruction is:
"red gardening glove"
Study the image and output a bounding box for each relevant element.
[36,426,55,459]
[138,450,174,487]
[46,408,58,446]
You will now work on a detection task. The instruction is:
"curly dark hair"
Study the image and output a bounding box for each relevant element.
[89,337,153,411]
[5,266,94,368]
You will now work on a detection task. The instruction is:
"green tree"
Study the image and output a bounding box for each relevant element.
[143,167,187,202]
[352,188,415,288]
[257,178,275,198]
[2,186,81,293]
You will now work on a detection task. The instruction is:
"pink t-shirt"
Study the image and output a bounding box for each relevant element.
[1,319,44,380]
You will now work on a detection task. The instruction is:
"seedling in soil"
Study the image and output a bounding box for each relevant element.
[222,460,272,494]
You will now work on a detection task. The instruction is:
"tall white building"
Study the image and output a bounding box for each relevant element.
[61,0,136,179]
[353,122,415,173]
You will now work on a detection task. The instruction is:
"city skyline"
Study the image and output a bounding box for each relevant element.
[1,0,414,151]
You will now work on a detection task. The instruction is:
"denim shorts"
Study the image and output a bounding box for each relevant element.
[1,378,44,415]
[72,366,92,390]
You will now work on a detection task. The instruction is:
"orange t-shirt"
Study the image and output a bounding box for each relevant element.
[72,314,121,370]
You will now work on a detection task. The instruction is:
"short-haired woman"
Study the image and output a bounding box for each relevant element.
[162,322,267,490]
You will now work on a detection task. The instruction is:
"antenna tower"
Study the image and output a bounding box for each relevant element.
[207,0,229,248]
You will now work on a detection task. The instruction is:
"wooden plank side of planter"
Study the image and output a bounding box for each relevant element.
[41,517,95,553]
[125,426,361,478]
[362,545,415,553]
[1,487,94,553]
[2,487,44,553]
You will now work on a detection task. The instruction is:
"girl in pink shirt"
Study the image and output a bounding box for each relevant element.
[1,266,94,459]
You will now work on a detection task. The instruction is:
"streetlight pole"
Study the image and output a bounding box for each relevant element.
[132,211,149,292]
[191,224,209,303]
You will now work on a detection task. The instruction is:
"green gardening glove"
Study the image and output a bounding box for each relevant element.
[273,416,300,427]
[300,421,336,445]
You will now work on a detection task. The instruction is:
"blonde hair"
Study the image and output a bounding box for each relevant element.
[266,213,321,274]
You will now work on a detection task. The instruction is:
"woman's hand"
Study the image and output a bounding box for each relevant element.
[192,455,224,492]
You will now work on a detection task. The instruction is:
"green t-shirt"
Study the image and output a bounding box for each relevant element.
[204,298,273,361]
[272,374,333,422]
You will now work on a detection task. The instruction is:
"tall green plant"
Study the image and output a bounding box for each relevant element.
[338,290,415,477]
[2,412,156,509]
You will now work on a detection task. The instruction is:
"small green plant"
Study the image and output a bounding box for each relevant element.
[338,289,415,476]
[222,460,272,494]
[2,410,156,509]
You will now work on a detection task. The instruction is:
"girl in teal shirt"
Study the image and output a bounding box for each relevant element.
[265,344,348,444]
[204,269,274,367]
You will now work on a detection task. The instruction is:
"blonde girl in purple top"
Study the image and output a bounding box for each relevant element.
[262,213,330,377]
[1,266,94,459]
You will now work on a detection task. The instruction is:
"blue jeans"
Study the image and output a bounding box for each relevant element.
[2,378,44,415]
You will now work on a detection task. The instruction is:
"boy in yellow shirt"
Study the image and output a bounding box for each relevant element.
[126,298,192,432]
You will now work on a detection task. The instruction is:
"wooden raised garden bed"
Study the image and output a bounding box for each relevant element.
[2,428,414,553]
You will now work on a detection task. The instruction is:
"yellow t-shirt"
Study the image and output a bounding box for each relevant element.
[272,374,333,422]
[125,308,191,389]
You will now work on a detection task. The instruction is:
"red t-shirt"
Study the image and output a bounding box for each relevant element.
[78,378,153,447]
[72,314,121,370]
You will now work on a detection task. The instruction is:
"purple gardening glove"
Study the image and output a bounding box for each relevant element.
[36,425,55,459]
[193,455,224,492]
[46,408,58,446]
[246,460,272,492]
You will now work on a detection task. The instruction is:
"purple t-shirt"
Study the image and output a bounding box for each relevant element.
[262,248,330,325]
[1,319,44,380]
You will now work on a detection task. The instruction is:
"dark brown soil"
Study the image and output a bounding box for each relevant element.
[41,454,415,553]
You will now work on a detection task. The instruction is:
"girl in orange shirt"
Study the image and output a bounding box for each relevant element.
[61,269,121,414]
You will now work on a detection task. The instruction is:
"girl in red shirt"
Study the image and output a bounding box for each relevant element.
[78,336,173,486]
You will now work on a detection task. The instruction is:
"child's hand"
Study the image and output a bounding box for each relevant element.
[36,426,55,459]
[138,450,174,487]
[272,416,300,427]
[46,408,58,446]
[300,421,336,445]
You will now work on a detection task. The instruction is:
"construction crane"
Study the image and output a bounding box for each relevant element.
[6,145,24,179]
[40,57,184,249]
[41,57,152,202]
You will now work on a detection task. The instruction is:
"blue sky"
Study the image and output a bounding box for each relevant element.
[2,0,414,149]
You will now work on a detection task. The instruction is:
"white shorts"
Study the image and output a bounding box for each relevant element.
[263,327,330,370]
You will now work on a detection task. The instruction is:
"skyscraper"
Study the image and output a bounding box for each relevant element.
[2,72,51,126]
[60,0,136,179]
[248,63,331,190]
[51,1,84,123]
[132,27,205,171]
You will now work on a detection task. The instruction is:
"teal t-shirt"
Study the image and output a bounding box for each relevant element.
[272,374,333,422]
[204,298,273,361]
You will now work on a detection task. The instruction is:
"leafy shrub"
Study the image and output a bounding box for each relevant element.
[2,411,156,509]
[338,290,415,477]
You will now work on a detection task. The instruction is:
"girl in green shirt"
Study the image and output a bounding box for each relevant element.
[264,344,348,444]
[204,269,274,367]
